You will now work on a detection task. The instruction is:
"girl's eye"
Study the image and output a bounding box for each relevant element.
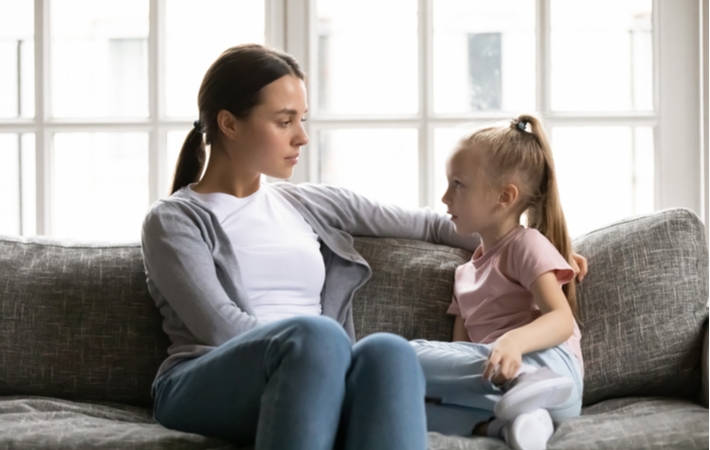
[301,117,308,123]
[280,121,291,127]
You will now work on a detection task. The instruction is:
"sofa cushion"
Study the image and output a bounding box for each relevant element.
[0,396,238,449]
[572,208,709,405]
[0,237,167,408]
[351,237,472,341]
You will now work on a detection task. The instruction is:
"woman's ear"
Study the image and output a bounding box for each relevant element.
[498,183,519,209]
[216,109,240,141]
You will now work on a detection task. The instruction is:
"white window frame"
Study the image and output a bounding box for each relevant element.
[285,0,704,223]
[0,0,704,236]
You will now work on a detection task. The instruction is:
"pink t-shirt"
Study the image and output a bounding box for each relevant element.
[448,226,584,373]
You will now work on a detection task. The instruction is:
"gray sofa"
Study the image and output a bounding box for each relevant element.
[0,207,707,449]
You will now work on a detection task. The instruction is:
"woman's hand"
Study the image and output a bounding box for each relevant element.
[570,252,588,282]
[483,334,523,384]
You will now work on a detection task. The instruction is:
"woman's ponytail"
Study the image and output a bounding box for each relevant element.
[171,123,206,194]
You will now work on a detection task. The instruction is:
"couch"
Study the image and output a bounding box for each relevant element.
[0,207,707,449]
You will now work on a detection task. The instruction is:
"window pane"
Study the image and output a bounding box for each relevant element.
[53,133,148,240]
[316,0,418,115]
[0,2,34,118]
[51,0,148,118]
[0,133,35,236]
[551,0,653,112]
[552,126,654,237]
[165,0,265,118]
[319,129,419,208]
[433,0,535,114]
[0,135,20,235]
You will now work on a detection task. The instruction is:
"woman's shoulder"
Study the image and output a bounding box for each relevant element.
[143,192,214,235]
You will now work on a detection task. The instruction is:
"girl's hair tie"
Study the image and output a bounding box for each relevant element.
[193,120,202,133]
[517,120,527,131]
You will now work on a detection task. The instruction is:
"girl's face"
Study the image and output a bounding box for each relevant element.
[441,147,501,235]
[231,75,309,179]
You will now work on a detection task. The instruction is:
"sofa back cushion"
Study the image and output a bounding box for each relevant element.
[351,238,471,341]
[572,208,708,405]
[0,237,167,408]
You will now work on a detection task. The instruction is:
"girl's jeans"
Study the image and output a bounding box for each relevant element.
[153,315,427,450]
[410,340,584,436]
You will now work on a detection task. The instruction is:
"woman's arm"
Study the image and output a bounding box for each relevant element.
[483,271,574,380]
[142,201,262,347]
[279,183,481,251]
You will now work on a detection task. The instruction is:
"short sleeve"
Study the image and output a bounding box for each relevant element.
[506,229,575,290]
[447,294,461,316]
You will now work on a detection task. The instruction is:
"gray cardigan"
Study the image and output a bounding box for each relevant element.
[141,182,480,379]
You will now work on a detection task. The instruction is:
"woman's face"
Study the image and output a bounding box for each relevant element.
[231,75,309,179]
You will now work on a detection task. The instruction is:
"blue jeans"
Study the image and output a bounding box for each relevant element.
[410,340,584,436]
[153,316,427,450]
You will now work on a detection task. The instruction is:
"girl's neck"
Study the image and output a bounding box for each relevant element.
[192,147,261,198]
[478,214,521,254]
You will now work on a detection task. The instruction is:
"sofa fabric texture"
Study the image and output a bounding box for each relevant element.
[0,208,707,449]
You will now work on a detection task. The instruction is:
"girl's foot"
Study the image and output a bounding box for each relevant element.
[494,367,573,421]
[502,408,554,450]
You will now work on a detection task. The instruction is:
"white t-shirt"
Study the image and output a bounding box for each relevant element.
[185,183,325,323]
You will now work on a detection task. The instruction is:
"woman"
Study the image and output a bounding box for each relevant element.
[141,44,585,450]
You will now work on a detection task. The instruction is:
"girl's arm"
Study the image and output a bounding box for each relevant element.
[452,316,471,342]
[483,271,574,380]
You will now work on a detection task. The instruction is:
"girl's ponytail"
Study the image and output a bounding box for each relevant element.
[518,115,577,313]
[171,122,206,194]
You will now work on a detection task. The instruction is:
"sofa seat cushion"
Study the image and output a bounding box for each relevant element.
[428,397,709,450]
[549,397,709,449]
[0,396,237,450]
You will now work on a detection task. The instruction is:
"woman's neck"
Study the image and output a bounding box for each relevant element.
[192,148,261,198]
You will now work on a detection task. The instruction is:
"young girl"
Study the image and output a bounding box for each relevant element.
[412,115,584,450]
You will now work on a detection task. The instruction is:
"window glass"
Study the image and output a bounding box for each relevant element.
[319,128,419,208]
[316,0,418,115]
[165,0,265,118]
[0,134,20,235]
[433,0,535,114]
[0,133,35,236]
[552,126,654,237]
[51,0,149,118]
[52,133,149,240]
[551,0,653,111]
[0,2,34,118]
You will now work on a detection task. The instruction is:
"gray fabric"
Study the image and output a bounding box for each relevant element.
[571,208,709,405]
[351,237,472,341]
[703,320,709,407]
[0,236,168,408]
[549,397,709,449]
[142,182,480,378]
[0,396,237,449]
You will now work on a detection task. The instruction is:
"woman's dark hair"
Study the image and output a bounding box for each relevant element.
[171,44,306,194]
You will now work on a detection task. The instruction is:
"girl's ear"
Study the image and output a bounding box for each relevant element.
[498,183,519,209]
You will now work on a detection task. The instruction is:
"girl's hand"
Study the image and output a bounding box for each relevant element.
[570,252,588,282]
[483,335,523,383]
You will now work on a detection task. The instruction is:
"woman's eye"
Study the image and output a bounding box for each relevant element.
[280,121,291,127]
[301,117,308,123]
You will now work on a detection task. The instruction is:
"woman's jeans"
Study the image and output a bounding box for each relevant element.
[410,340,584,437]
[153,316,427,450]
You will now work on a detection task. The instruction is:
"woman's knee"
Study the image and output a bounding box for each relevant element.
[355,333,423,374]
[279,315,352,365]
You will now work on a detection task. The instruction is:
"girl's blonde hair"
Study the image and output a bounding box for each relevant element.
[460,114,577,314]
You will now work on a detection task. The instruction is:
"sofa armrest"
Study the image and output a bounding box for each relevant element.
[703,320,708,407]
